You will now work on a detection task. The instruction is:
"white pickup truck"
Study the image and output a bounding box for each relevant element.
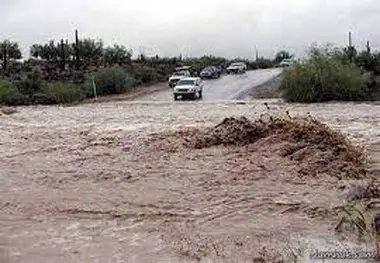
[173,77,203,101]
[226,62,247,74]
[168,66,191,88]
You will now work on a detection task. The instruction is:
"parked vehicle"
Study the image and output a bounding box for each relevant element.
[279,59,295,67]
[168,66,191,87]
[173,77,203,101]
[200,66,221,79]
[226,62,247,74]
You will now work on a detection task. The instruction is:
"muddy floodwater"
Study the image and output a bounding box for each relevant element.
[0,99,379,262]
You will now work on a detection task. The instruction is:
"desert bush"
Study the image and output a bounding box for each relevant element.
[279,51,370,102]
[41,82,85,104]
[0,80,25,105]
[132,65,160,84]
[15,70,44,97]
[92,67,136,95]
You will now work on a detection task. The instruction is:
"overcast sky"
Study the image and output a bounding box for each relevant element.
[1,0,380,59]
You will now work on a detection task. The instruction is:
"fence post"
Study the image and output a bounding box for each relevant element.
[92,75,97,101]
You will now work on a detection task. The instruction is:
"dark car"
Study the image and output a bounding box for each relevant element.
[200,66,221,79]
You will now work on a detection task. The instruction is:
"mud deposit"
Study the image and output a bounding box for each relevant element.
[0,100,379,262]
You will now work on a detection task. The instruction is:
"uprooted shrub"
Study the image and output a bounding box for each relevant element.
[148,114,366,178]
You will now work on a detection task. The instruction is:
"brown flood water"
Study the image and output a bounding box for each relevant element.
[0,99,379,262]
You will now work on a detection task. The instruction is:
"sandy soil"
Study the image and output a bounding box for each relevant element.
[0,99,379,262]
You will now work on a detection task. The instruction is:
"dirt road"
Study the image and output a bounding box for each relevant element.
[137,68,282,101]
[0,99,379,262]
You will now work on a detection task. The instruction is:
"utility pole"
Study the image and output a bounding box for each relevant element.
[255,50,259,61]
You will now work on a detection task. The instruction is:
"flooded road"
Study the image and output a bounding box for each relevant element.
[137,68,282,101]
[0,100,379,262]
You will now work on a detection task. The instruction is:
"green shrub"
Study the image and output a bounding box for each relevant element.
[279,56,370,103]
[42,82,85,104]
[15,70,43,97]
[92,67,136,95]
[132,65,160,84]
[80,79,96,98]
[0,80,24,105]
[0,81,24,105]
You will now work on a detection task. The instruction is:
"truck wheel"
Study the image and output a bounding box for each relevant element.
[174,95,178,101]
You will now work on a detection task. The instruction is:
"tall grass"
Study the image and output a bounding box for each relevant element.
[42,82,85,104]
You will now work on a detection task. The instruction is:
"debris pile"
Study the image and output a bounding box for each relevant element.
[147,114,366,178]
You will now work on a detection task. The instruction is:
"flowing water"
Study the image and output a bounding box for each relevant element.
[0,99,379,262]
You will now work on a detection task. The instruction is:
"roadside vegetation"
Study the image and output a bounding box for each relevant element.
[0,30,289,106]
[279,43,380,102]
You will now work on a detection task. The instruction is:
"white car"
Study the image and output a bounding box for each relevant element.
[173,77,203,101]
[279,59,295,67]
[168,66,192,87]
[226,62,247,74]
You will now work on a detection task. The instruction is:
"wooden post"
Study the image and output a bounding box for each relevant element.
[92,75,97,100]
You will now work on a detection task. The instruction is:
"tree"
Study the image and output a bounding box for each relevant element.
[0,40,22,70]
[30,40,58,61]
[57,40,73,71]
[104,44,132,66]
[274,50,293,63]
[74,38,104,68]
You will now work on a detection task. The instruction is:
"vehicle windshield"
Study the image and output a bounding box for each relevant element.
[177,80,195,86]
[202,67,213,72]
[173,71,186,76]
[230,63,242,67]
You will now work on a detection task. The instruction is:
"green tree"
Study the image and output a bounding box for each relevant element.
[0,40,22,70]
[74,38,104,68]
[104,44,132,66]
[30,40,72,71]
[30,40,57,61]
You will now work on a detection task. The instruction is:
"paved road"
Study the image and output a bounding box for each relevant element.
[137,68,282,101]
